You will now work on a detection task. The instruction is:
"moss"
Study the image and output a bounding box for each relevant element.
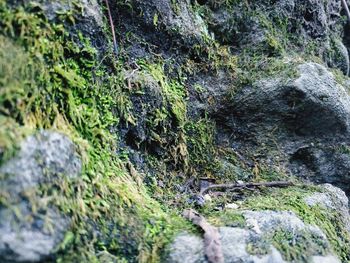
[269,229,329,262]
[0,1,190,262]
[241,187,350,261]
[185,118,218,171]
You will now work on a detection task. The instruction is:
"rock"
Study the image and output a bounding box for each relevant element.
[121,70,164,151]
[325,38,350,76]
[225,203,239,210]
[131,0,209,46]
[0,131,81,262]
[290,145,350,194]
[167,210,338,263]
[207,0,343,45]
[167,233,204,263]
[304,184,350,233]
[229,62,350,139]
[225,62,350,193]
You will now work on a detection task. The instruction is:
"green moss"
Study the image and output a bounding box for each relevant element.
[270,229,329,262]
[0,2,190,262]
[185,118,217,171]
[242,187,350,261]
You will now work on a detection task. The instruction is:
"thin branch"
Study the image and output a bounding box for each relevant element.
[104,0,118,56]
[341,0,350,23]
[200,181,294,195]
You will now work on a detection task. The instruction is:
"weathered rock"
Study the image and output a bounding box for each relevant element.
[167,210,338,263]
[131,0,209,46]
[208,0,343,45]
[290,145,350,194]
[0,131,81,262]
[206,0,348,72]
[325,38,350,76]
[229,62,350,138]
[304,184,350,233]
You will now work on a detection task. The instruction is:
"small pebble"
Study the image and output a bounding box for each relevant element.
[225,203,239,209]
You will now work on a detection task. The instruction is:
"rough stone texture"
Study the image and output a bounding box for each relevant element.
[225,62,350,193]
[168,210,337,263]
[230,62,350,138]
[304,184,350,233]
[0,131,81,262]
[290,145,350,194]
[188,70,234,118]
[325,38,350,76]
[206,0,347,72]
[131,0,209,45]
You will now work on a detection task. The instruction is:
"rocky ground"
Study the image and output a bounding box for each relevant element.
[1,0,350,262]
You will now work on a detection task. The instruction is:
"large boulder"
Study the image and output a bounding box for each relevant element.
[220,62,350,193]
[205,0,348,73]
[229,62,350,139]
[0,131,81,262]
[167,210,340,263]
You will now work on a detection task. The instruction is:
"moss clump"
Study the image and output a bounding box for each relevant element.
[0,1,191,262]
[242,187,350,262]
[270,229,329,262]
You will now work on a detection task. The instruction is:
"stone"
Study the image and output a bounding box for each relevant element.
[167,210,338,263]
[229,62,350,139]
[304,184,350,233]
[0,131,81,262]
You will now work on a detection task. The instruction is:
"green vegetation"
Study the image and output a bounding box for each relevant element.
[0,1,191,262]
[1,0,350,262]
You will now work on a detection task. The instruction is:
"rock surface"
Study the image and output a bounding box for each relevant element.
[223,62,350,194]
[230,62,350,138]
[304,184,350,233]
[168,210,339,263]
[0,131,81,262]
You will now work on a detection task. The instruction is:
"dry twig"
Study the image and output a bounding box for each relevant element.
[200,180,294,195]
[104,0,118,56]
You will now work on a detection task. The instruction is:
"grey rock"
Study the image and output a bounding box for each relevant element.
[325,38,350,76]
[290,145,350,194]
[167,233,205,263]
[0,131,81,198]
[40,0,103,27]
[0,131,81,262]
[230,62,350,138]
[304,184,350,233]
[227,62,350,193]
[167,210,337,263]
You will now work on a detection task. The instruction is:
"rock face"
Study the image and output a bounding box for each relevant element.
[0,131,81,262]
[207,0,348,73]
[168,210,340,263]
[223,62,350,193]
[131,0,209,45]
[230,63,350,138]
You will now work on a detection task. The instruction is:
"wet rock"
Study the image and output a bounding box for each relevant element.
[208,0,343,46]
[325,38,350,76]
[167,210,338,263]
[0,131,81,262]
[121,70,164,151]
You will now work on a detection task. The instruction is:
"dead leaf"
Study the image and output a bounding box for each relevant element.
[183,209,224,263]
